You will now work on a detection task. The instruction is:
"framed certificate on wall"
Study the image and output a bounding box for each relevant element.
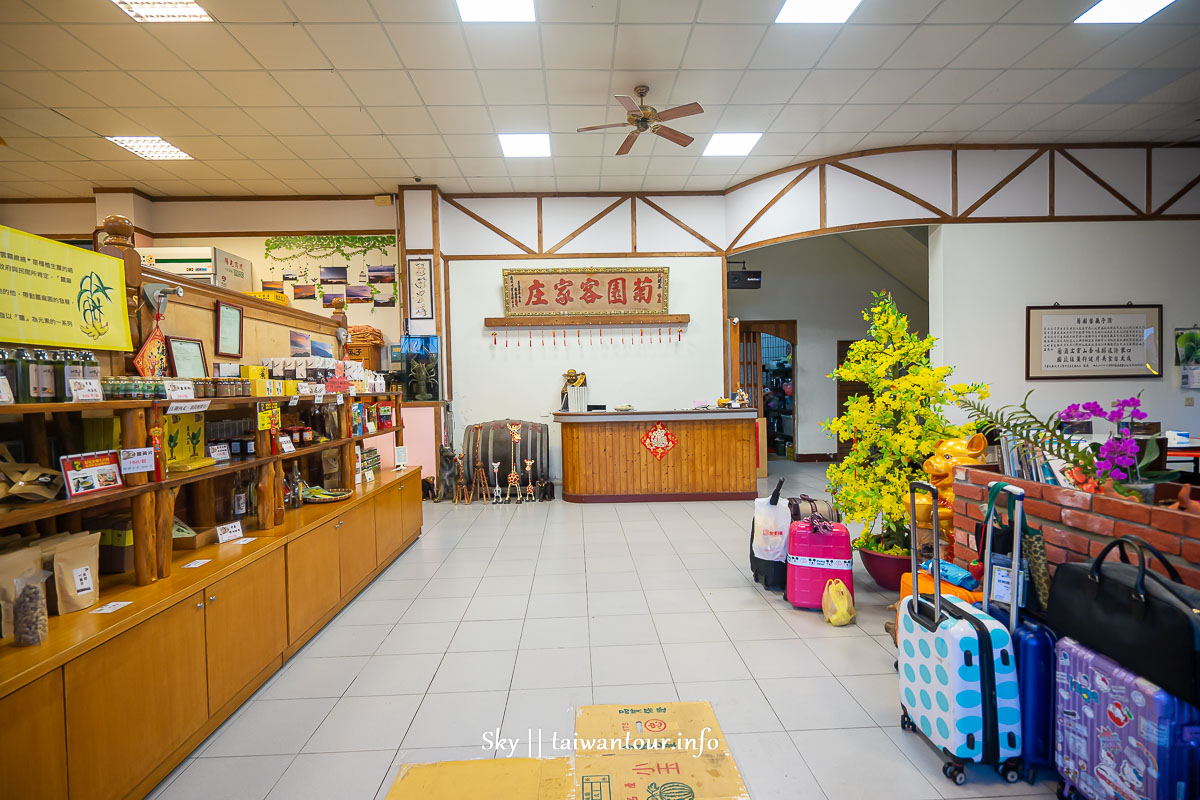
[1026,304,1162,380]
[214,301,243,358]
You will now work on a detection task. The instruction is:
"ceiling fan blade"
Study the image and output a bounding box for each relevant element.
[615,131,640,156]
[576,122,629,132]
[656,102,704,122]
[615,95,642,114]
[652,125,694,148]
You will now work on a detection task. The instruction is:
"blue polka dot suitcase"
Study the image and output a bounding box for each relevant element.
[898,481,1024,786]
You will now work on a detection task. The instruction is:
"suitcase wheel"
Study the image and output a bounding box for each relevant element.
[941,763,966,785]
[998,759,1022,784]
[899,710,916,731]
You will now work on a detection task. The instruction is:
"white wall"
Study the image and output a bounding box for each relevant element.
[931,221,1200,434]
[728,234,929,455]
[448,256,725,480]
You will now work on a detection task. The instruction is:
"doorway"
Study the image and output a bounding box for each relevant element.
[834,339,867,461]
[737,320,797,461]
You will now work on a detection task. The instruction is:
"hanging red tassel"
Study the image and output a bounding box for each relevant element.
[552,329,555,347]
[577,329,580,345]
[658,327,662,343]
[678,326,682,342]
[492,329,497,345]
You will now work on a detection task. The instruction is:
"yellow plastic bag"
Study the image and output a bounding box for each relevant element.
[822,578,856,626]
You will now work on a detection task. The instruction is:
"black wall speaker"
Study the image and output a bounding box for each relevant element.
[727,270,762,289]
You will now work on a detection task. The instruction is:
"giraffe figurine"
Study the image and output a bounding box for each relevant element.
[491,461,503,504]
[524,459,536,502]
[470,424,488,504]
[452,454,469,505]
[505,423,522,504]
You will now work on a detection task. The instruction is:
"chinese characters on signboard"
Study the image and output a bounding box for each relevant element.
[407,257,433,320]
[1026,304,1162,380]
[502,268,669,316]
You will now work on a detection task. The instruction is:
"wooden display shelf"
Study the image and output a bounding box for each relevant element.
[483,314,690,327]
[351,428,399,443]
[161,456,272,490]
[278,437,351,461]
[0,483,155,531]
[0,399,152,414]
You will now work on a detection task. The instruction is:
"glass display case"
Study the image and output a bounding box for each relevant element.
[388,335,440,401]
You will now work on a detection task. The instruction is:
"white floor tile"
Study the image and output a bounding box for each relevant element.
[790,727,941,800]
[644,587,710,613]
[526,592,588,618]
[584,571,642,592]
[156,755,292,800]
[418,577,480,599]
[759,677,876,731]
[716,609,797,641]
[403,691,509,748]
[839,673,904,727]
[590,683,679,704]
[691,567,755,589]
[392,744,495,765]
[462,593,529,620]
[779,606,871,638]
[400,597,471,623]
[519,617,590,649]
[447,619,524,652]
[591,644,671,686]
[727,732,829,800]
[733,639,831,679]
[511,647,591,689]
[586,590,649,616]
[882,727,1060,799]
[362,578,427,601]
[703,587,775,612]
[653,612,730,644]
[345,654,443,697]
[675,679,782,734]
[376,622,458,655]
[429,650,517,693]
[266,750,394,800]
[500,686,592,742]
[663,641,752,682]
[484,560,536,576]
[588,614,659,646]
[301,626,390,658]
[333,599,412,627]
[475,575,532,596]
[807,636,897,675]
[259,656,368,700]
[303,694,422,753]
[202,698,336,757]
[531,573,584,594]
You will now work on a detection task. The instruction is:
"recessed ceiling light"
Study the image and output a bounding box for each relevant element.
[111,1,213,22]
[456,0,535,22]
[703,133,761,157]
[498,133,550,158]
[1075,0,1177,23]
[776,0,863,23]
[106,136,194,160]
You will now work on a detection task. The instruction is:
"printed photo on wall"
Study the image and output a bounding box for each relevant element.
[373,293,396,308]
[311,340,334,359]
[292,284,316,300]
[261,280,284,292]
[346,285,372,304]
[289,330,311,357]
[367,265,396,284]
[281,271,298,282]
[319,266,348,285]
[322,291,344,308]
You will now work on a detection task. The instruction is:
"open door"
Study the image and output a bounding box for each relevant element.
[834,340,867,461]
[738,321,797,462]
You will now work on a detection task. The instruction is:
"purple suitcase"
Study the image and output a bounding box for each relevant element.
[1055,636,1200,800]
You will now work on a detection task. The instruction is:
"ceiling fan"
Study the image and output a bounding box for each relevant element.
[576,85,704,156]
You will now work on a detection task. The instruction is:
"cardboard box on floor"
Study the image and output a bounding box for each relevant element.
[386,702,749,800]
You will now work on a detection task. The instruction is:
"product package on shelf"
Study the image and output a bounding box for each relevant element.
[97,515,135,574]
[164,412,208,470]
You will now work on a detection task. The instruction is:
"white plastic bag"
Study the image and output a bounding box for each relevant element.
[752,479,791,561]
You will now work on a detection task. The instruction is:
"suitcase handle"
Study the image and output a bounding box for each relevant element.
[908,480,942,624]
[768,477,785,506]
[984,481,1025,633]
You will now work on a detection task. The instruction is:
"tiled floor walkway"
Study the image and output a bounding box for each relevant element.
[149,462,1057,800]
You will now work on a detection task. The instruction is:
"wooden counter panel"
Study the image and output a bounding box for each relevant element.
[561,417,755,501]
[0,670,67,800]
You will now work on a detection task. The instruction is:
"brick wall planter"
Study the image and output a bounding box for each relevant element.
[951,466,1200,589]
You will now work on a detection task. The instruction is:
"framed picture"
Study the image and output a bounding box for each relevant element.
[165,336,208,379]
[214,301,243,358]
[1026,304,1163,380]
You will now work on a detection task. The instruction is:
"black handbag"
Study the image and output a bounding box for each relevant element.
[1046,535,1200,706]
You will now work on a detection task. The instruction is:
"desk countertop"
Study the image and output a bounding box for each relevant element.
[553,408,757,423]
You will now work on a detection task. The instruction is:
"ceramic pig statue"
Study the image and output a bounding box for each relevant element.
[913,432,987,535]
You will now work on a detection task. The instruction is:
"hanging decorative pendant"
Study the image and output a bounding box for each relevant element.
[492,329,497,345]
[659,327,662,343]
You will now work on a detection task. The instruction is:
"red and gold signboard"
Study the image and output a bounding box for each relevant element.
[641,422,677,461]
[502,267,669,317]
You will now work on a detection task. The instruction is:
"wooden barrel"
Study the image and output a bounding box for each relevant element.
[463,420,549,487]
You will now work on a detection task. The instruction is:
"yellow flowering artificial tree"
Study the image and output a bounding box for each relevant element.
[823,291,989,555]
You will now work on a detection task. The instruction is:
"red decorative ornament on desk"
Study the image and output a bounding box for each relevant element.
[641,422,677,461]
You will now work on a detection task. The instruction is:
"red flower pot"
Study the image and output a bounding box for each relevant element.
[857,547,909,593]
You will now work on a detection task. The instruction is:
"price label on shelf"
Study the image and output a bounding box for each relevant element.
[0,376,12,404]
[182,559,211,569]
[233,537,256,545]
[336,393,345,406]
[168,400,210,415]
[90,601,132,615]
[288,396,299,407]
[349,386,357,397]
[164,379,195,400]
[364,470,375,482]
[216,520,243,544]
[68,378,103,401]
[119,447,155,475]
[313,390,325,404]
[278,436,296,454]
[208,443,231,462]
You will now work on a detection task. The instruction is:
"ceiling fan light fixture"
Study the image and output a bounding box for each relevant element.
[703,133,761,157]
[455,0,535,22]
[498,133,551,158]
[1074,0,1177,23]
[775,0,863,23]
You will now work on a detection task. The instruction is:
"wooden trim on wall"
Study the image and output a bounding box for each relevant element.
[1154,172,1200,215]
[0,197,94,205]
[829,161,950,217]
[727,167,813,251]
[961,149,1046,218]
[442,195,535,255]
[536,196,543,253]
[1057,150,1143,216]
[639,196,722,252]
[630,196,637,252]
[150,229,395,239]
[431,187,448,401]
[546,197,627,254]
[443,251,722,260]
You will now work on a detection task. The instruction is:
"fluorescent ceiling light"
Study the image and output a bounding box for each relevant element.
[106,136,194,160]
[498,133,550,158]
[1075,0,1177,23]
[456,0,535,22]
[776,0,863,23]
[111,2,213,22]
[703,133,762,157]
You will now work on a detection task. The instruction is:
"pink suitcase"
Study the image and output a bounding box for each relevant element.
[786,516,853,609]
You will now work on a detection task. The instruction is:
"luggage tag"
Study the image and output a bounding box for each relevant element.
[989,562,1027,607]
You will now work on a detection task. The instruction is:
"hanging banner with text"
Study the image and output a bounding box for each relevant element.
[0,224,133,351]
[502,267,669,317]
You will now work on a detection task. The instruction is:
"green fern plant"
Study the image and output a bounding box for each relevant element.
[957,391,1096,476]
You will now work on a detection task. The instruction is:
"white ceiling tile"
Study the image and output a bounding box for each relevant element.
[368,0,459,22]
[730,70,807,105]
[684,175,735,190]
[466,176,514,192]
[751,132,813,155]
[327,178,388,193]
[222,135,297,159]
[538,0,618,22]
[388,135,451,158]
[409,71,484,105]
[715,104,781,131]
[854,131,917,149]
[1141,69,1200,102]
[141,179,204,195]
[1080,24,1200,69]
[307,24,403,69]
[196,0,297,22]
[307,159,369,178]
[428,106,494,133]
[337,135,400,158]
[850,69,937,103]
[4,138,88,160]
[0,43,40,70]
[0,72,99,107]
[794,70,873,104]
[283,178,338,193]
[46,160,125,180]
[697,0,779,23]
[549,130,605,156]
[405,157,460,177]
[164,136,245,159]
[243,106,325,135]
[690,152,744,174]
[275,135,348,158]
[601,154,649,174]
[123,107,213,136]
[226,24,332,70]
[555,176,601,191]
[610,70,678,101]
[341,70,422,105]
[1,108,97,137]
[928,0,1019,23]
[284,0,376,22]
[188,179,259,193]
[619,0,697,23]
[928,103,1009,130]
[1015,26,1126,69]
[208,159,277,180]
[63,24,190,70]
[504,156,554,175]
[1030,103,1123,130]
[640,174,689,190]
[465,24,542,69]
[770,104,841,132]
[306,106,383,135]
[819,25,914,69]
[548,105,610,134]
[51,136,135,159]
[550,156,602,176]
[0,25,113,70]
[0,81,34,108]
[58,108,147,136]
[803,131,868,155]
[129,71,230,106]
[479,70,547,105]
[971,69,1062,103]
[824,104,899,132]
[273,70,356,106]
[448,136,505,159]
[202,71,295,106]
[1025,69,1127,103]
[740,154,797,173]
[385,23,472,70]
[0,1,47,22]
[1144,33,1200,68]
[681,25,767,70]
[146,24,260,70]
[876,104,955,131]
[6,161,80,182]
[908,130,966,144]
[490,105,549,133]
[371,107,439,134]
[977,103,1068,130]
[234,178,294,194]
[1000,0,1095,24]
[542,24,615,70]
[614,25,690,70]
[852,0,940,23]
[1084,103,1175,130]
[546,70,613,105]
[949,25,1060,69]
[181,107,268,136]
[885,25,987,69]
[644,155,697,174]
[436,176,473,192]
[665,70,741,106]
[61,71,167,106]
[749,26,841,69]
[908,69,1000,102]
[154,161,231,181]
[261,159,322,179]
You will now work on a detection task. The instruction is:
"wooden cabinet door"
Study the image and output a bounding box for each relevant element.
[338,501,377,596]
[374,480,406,562]
[402,474,423,544]
[65,594,208,800]
[287,521,341,642]
[0,670,68,800]
[205,548,287,713]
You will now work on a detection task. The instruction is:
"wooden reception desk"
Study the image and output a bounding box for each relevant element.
[555,408,758,502]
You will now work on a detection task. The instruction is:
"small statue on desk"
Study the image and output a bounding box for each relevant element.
[524,459,536,502]
[491,461,503,504]
[733,385,749,408]
[452,454,469,505]
[560,369,587,411]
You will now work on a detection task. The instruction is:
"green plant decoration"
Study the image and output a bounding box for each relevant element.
[77,271,114,340]
[1178,329,1200,366]
[823,291,988,554]
[957,391,1097,478]
[167,430,180,460]
[263,235,396,266]
[187,429,201,457]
